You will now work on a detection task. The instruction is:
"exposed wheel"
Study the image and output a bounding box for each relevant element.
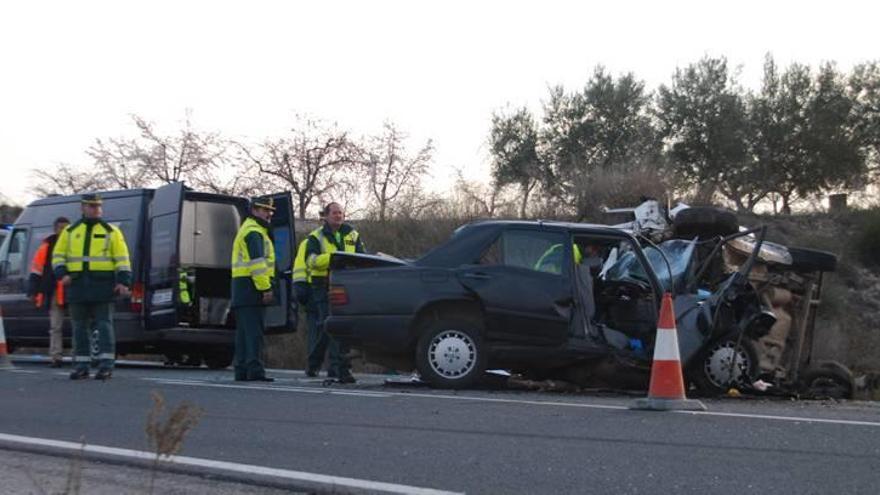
[787,247,838,273]
[415,318,487,389]
[203,350,233,370]
[673,206,739,239]
[801,364,853,399]
[688,334,759,396]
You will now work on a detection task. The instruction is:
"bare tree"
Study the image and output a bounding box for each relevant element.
[31,162,107,196]
[358,122,432,222]
[240,116,356,219]
[87,137,151,189]
[452,169,515,218]
[131,113,229,185]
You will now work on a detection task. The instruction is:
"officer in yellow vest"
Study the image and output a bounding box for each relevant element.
[52,193,132,380]
[305,202,364,383]
[230,196,277,382]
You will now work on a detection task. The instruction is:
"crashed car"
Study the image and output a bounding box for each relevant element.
[326,204,849,397]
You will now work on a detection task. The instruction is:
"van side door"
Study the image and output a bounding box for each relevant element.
[145,182,185,330]
[264,191,297,334]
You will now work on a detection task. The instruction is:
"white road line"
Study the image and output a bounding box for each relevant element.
[152,378,880,428]
[676,410,880,427]
[0,432,462,495]
[146,379,394,398]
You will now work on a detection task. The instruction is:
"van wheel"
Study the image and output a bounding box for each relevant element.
[415,318,487,389]
[204,350,233,370]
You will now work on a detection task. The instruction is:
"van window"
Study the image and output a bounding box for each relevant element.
[0,229,29,278]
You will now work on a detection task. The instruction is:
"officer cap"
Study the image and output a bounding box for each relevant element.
[251,196,276,211]
[81,193,103,206]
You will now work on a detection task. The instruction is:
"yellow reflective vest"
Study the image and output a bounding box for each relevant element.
[51,218,132,303]
[293,238,310,284]
[231,217,275,292]
[305,224,362,280]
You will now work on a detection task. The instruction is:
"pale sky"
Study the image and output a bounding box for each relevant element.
[1,0,877,206]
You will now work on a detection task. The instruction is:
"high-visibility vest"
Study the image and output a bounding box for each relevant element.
[30,237,65,306]
[534,243,583,274]
[231,217,275,291]
[52,220,131,275]
[306,226,360,279]
[179,269,192,305]
[293,238,310,284]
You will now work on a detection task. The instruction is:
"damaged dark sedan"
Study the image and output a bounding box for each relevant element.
[325,216,849,397]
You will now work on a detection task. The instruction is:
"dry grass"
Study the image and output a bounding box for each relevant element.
[144,390,203,494]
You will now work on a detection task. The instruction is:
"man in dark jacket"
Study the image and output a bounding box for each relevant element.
[27,216,70,367]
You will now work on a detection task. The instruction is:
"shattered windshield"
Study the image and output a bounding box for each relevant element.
[604,239,696,293]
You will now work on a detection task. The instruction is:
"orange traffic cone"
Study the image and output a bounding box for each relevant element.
[0,306,14,370]
[631,293,705,411]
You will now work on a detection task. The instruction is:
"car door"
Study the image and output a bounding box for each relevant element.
[457,228,572,346]
[263,191,297,334]
[145,182,185,330]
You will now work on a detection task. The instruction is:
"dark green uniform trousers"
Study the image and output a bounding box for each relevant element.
[70,302,114,371]
[233,305,267,380]
[308,285,350,376]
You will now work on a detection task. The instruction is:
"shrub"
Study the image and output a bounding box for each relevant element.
[855,209,880,267]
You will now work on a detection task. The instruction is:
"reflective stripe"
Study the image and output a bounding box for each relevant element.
[97,353,115,360]
[112,256,130,262]
[116,266,132,272]
[231,258,266,269]
[73,355,92,362]
[251,267,272,277]
[65,256,114,263]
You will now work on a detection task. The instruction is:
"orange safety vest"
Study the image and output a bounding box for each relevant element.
[30,240,65,306]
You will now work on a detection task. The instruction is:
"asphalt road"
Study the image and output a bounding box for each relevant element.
[2,359,880,494]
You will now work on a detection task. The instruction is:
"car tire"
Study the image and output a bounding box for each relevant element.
[800,363,853,399]
[688,333,759,396]
[416,318,487,389]
[203,350,233,370]
[787,247,838,273]
[673,207,739,239]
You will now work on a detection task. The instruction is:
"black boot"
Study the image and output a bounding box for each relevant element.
[69,368,89,380]
[94,369,113,381]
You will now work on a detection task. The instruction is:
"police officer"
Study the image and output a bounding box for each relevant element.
[231,196,277,382]
[28,216,70,367]
[305,202,364,383]
[52,194,132,380]
[292,236,320,377]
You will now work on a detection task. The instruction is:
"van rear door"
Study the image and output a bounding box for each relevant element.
[264,191,297,334]
[145,182,185,330]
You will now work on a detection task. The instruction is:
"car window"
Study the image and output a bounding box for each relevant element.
[480,230,568,275]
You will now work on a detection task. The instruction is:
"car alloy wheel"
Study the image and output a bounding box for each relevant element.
[702,340,752,389]
[428,330,477,379]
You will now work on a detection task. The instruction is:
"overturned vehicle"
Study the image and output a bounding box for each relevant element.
[325,205,850,398]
